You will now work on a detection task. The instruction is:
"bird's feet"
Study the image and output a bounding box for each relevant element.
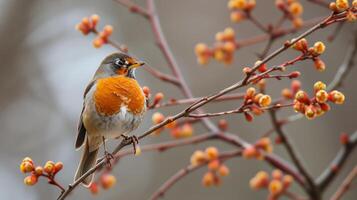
[121,134,139,155]
[104,151,115,168]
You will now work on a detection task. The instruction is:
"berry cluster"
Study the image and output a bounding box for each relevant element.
[243,137,273,159]
[195,28,236,65]
[228,0,257,23]
[292,81,345,119]
[275,0,304,28]
[89,173,117,195]
[20,157,63,189]
[330,0,357,21]
[291,39,327,71]
[76,14,114,48]
[190,147,230,187]
[250,170,294,198]
[152,112,193,138]
[242,87,272,122]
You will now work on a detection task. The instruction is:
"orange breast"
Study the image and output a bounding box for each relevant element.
[94,76,145,116]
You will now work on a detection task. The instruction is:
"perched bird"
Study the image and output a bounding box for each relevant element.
[74,52,146,186]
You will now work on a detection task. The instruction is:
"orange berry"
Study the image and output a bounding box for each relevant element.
[22,157,33,164]
[24,175,38,186]
[329,90,345,104]
[272,169,283,180]
[258,95,272,107]
[153,92,164,104]
[292,17,303,28]
[20,161,34,173]
[295,90,309,104]
[305,106,316,120]
[291,80,301,93]
[230,11,245,23]
[283,175,294,187]
[246,87,256,99]
[314,81,326,92]
[339,133,350,145]
[336,0,349,11]
[269,180,283,195]
[292,38,308,51]
[44,161,55,174]
[101,174,116,189]
[93,37,104,48]
[218,119,228,131]
[202,172,215,187]
[289,2,303,16]
[195,43,209,55]
[218,165,230,176]
[282,88,293,99]
[103,25,113,37]
[313,41,326,55]
[205,147,219,160]
[54,162,63,173]
[90,14,100,26]
[316,90,328,103]
[190,150,207,166]
[223,27,235,41]
[35,166,43,176]
[142,86,150,98]
[89,182,99,194]
[208,159,220,171]
[180,123,193,137]
[243,146,258,159]
[152,112,165,124]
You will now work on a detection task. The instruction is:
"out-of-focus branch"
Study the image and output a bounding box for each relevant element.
[327,30,357,91]
[330,165,357,200]
[316,131,357,191]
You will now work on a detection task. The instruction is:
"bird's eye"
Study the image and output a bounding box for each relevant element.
[114,58,126,66]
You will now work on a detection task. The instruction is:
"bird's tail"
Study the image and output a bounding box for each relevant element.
[74,138,99,187]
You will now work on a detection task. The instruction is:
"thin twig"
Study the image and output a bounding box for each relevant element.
[330,166,357,200]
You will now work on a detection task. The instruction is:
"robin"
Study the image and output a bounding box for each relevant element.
[74,52,146,186]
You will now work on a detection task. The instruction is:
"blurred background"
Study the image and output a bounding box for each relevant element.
[1,0,356,199]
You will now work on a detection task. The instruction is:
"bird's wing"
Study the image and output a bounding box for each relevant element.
[75,80,96,149]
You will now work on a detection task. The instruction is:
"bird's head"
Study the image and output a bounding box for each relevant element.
[95,52,145,79]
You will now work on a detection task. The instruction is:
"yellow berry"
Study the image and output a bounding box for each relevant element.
[24,175,38,186]
[205,147,219,160]
[289,2,303,16]
[316,90,328,103]
[152,112,165,124]
[202,172,215,187]
[190,150,207,166]
[258,95,272,107]
[314,81,326,92]
[313,41,326,55]
[336,0,349,11]
[101,174,116,189]
[218,165,230,176]
[269,180,283,195]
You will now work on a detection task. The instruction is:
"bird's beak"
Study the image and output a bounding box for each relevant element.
[129,60,145,69]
